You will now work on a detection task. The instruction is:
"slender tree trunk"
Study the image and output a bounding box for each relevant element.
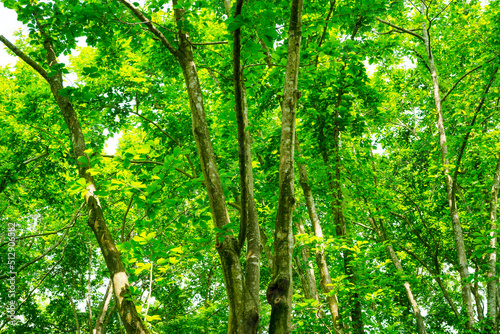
[294,220,320,303]
[471,281,484,322]
[487,153,500,332]
[231,0,261,329]
[0,33,150,334]
[333,127,364,334]
[317,111,364,333]
[267,0,303,332]
[362,151,427,333]
[176,32,246,334]
[420,7,475,329]
[366,215,427,334]
[296,134,345,333]
[66,291,81,334]
[94,281,114,334]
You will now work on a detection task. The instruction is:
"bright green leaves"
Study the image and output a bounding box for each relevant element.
[133,231,157,245]
[67,177,88,196]
[134,262,152,275]
[82,66,101,78]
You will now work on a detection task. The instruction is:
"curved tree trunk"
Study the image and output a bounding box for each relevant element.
[366,215,427,334]
[294,220,320,304]
[0,34,150,334]
[420,7,475,329]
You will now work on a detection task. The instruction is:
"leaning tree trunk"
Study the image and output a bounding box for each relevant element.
[267,0,304,332]
[294,220,320,304]
[0,34,150,334]
[366,213,427,334]
[296,134,345,333]
[317,109,364,333]
[420,8,475,329]
[365,152,427,333]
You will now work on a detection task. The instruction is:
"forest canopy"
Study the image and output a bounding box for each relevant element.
[0,0,500,333]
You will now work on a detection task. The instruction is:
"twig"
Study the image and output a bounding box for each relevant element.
[376,18,425,42]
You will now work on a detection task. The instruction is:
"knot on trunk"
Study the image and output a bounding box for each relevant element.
[266,274,290,307]
[87,196,98,227]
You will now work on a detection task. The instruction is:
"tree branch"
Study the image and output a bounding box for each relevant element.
[117,0,179,57]
[0,35,49,81]
[441,56,498,103]
[376,18,425,42]
[452,67,498,186]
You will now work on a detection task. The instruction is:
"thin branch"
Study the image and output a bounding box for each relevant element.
[121,193,135,243]
[242,63,286,69]
[0,218,79,248]
[117,0,179,57]
[376,18,425,42]
[441,56,498,103]
[452,67,498,185]
[101,155,194,179]
[23,147,49,165]
[130,111,181,146]
[315,0,336,67]
[17,246,66,309]
[429,0,456,25]
[0,225,70,279]
[192,41,228,46]
[227,202,242,211]
[352,221,374,231]
[0,35,49,81]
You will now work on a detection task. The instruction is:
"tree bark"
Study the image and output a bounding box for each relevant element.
[231,0,262,330]
[487,153,500,332]
[296,134,345,333]
[267,0,303,332]
[318,108,364,333]
[366,215,427,334]
[294,220,320,303]
[420,7,475,329]
[94,281,114,334]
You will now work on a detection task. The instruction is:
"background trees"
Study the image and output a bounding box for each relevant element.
[0,0,499,333]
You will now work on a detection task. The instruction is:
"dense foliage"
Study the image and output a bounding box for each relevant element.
[1,0,499,333]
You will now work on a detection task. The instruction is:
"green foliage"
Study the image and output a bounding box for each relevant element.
[1,0,499,332]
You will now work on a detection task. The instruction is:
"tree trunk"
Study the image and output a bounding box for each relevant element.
[317,108,364,333]
[0,33,150,334]
[294,220,320,303]
[231,0,262,330]
[487,153,500,332]
[94,281,114,334]
[267,0,303,332]
[420,7,475,329]
[471,281,484,322]
[367,215,427,334]
[176,31,246,334]
[296,134,345,332]
[364,153,427,333]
